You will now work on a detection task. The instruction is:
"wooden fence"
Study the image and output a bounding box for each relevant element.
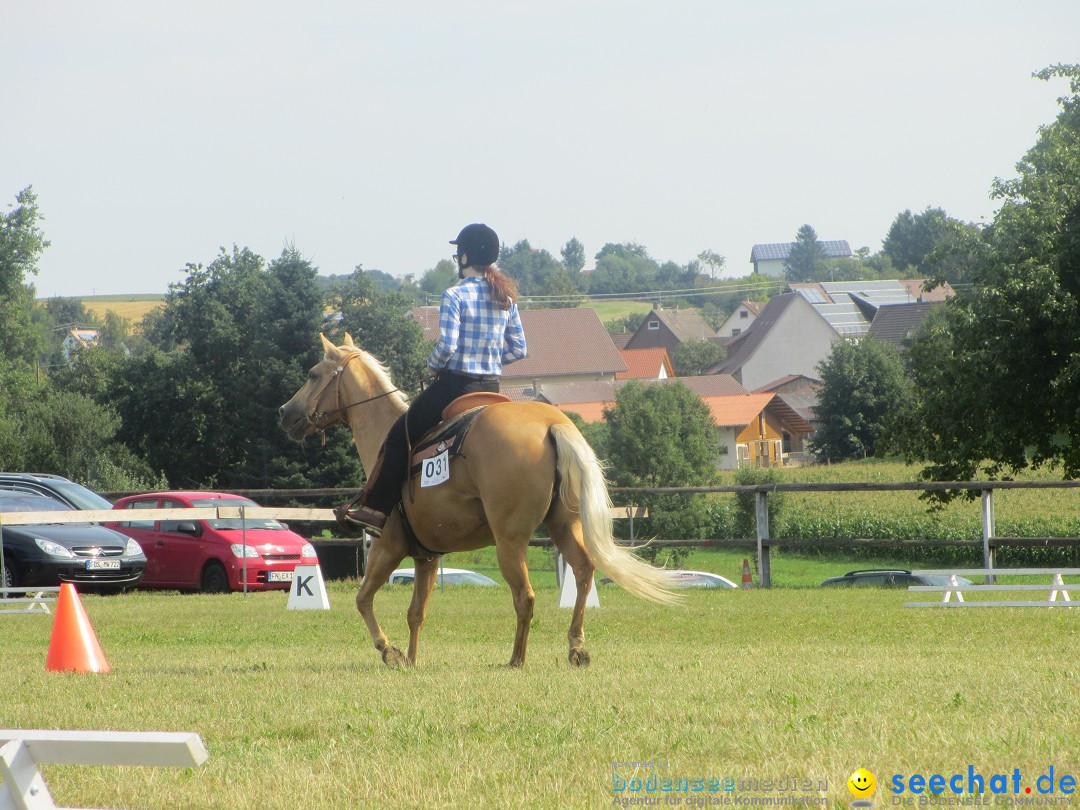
[99,480,1080,588]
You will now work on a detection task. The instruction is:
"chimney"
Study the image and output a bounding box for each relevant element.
[532,378,542,397]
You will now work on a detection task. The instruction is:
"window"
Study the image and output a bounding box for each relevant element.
[731,328,741,336]
[739,310,749,319]
[158,499,188,534]
[123,499,158,529]
[647,321,659,330]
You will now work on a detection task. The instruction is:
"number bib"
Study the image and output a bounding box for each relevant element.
[420,449,450,487]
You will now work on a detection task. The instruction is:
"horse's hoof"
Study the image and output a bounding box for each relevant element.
[569,647,591,668]
[382,647,408,668]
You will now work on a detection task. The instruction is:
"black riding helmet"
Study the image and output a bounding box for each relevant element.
[450,223,500,267]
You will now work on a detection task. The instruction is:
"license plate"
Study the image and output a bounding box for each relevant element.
[86,559,121,570]
[268,571,294,582]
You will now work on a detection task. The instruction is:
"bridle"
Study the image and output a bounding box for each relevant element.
[307,352,404,440]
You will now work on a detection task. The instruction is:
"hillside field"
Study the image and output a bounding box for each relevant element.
[61,295,165,325]
[50,295,653,333]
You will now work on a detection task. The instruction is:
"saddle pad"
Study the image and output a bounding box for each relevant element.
[408,405,487,479]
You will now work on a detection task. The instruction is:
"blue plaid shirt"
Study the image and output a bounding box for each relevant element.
[427,277,527,376]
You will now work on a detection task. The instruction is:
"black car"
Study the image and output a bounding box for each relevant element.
[0,492,146,593]
[0,472,114,511]
[820,568,973,588]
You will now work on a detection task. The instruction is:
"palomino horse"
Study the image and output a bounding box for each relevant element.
[278,334,677,668]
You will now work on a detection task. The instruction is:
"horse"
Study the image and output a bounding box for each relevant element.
[278,334,677,668]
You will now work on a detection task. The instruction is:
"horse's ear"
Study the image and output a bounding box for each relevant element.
[319,333,339,358]
[343,332,355,348]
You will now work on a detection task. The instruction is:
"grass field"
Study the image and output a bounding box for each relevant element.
[580,298,654,327]
[4,573,1078,809]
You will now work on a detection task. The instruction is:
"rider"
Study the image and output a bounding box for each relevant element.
[337,223,528,536]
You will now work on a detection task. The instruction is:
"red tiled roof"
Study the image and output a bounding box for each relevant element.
[616,348,674,379]
[503,308,626,379]
[901,279,955,303]
[406,306,626,379]
[406,306,440,341]
[703,393,775,427]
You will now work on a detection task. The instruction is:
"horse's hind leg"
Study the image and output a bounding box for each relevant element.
[406,556,439,666]
[548,513,595,667]
[495,539,535,668]
[355,523,409,668]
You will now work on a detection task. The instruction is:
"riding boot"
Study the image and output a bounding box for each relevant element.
[334,453,388,536]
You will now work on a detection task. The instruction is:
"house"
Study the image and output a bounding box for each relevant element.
[624,307,719,353]
[61,328,100,364]
[752,376,822,459]
[706,393,814,469]
[715,300,764,339]
[787,279,953,338]
[750,241,852,277]
[616,348,674,380]
[705,293,841,391]
[866,301,941,352]
[501,308,627,391]
[537,377,812,469]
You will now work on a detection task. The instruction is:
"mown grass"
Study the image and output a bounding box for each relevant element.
[3,581,1078,809]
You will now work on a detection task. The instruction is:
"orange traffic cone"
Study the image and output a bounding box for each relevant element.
[740,559,756,589]
[45,583,110,673]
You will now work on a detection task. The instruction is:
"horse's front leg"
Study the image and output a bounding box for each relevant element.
[406,556,440,666]
[355,523,409,668]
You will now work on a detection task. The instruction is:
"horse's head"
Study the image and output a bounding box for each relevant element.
[278,333,360,441]
[278,333,407,443]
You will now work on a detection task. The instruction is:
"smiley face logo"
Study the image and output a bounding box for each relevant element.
[848,769,876,798]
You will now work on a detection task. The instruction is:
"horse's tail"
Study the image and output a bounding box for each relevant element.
[549,423,680,606]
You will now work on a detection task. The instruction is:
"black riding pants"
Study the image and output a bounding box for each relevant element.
[363,370,498,514]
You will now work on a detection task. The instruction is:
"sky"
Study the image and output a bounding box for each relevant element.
[5,0,1080,298]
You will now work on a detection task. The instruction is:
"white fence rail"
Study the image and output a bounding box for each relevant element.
[0,729,208,810]
[0,588,58,615]
[905,568,1080,608]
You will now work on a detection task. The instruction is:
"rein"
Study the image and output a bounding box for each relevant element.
[309,353,406,441]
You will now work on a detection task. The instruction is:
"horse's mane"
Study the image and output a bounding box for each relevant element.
[326,345,410,407]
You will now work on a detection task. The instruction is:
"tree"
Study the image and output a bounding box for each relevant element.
[498,239,578,303]
[561,238,586,274]
[0,187,50,365]
[894,64,1080,492]
[419,260,457,299]
[604,381,718,564]
[809,336,912,463]
[697,249,725,279]
[588,243,659,295]
[0,362,162,490]
[882,206,977,280]
[671,339,725,377]
[784,224,828,282]
[87,245,361,489]
[330,268,430,391]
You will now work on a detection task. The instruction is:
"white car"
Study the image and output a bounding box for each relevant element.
[600,570,738,589]
[388,567,499,587]
[667,570,738,588]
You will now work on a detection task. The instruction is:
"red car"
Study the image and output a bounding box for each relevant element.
[106,492,318,593]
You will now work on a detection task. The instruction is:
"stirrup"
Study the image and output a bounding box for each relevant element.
[333,502,386,536]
